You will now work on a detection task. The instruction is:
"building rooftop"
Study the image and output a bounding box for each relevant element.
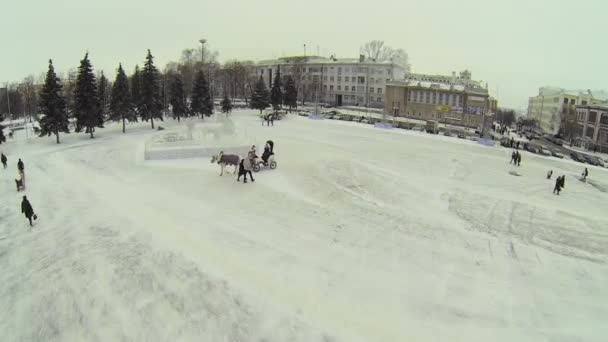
[387,80,489,94]
[256,56,397,67]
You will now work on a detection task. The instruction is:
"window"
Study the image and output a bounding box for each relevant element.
[323,85,327,91]
[439,93,444,103]
[377,88,382,94]
[431,92,437,104]
[425,92,430,104]
[351,86,356,91]
[589,111,597,123]
[377,97,382,102]
[323,76,328,81]
[345,77,349,82]
[337,76,342,82]
[338,67,342,73]
[369,87,374,93]
[330,76,335,81]
[563,98,569,104]
[358,76,365,84]
[338,85,341,91]
[600,113,608,125]
[329,85,334,91]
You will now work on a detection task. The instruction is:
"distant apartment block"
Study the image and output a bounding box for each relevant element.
[254,55,407,108]
[383,70,496,129]
[527,87,608,135]
[573,104,608,152]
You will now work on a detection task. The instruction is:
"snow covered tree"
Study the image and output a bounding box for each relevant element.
[169,75,187,122]
[109,63,137,133]
[0,114,6,144]
[250,76,270,114]
[38,59,69,144]
[270,67,283,111]
[191,70,213,118]
[284,75,298,112]
[139,50,163,128]
[130,65,142,112]
[73,53,103,138]
[98,71,110,120]
[220,92,232,113]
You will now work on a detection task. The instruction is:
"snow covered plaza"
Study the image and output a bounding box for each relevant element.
[1,110,607,341]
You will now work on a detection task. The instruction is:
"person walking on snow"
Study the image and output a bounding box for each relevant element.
[21,195,35,226]
[582,168,589,181]
[560,175,566,189]
[553,176,562,195]
[516,151,522,166]
[510,151,516,164]
[1,153,7,169]
[17,158,24,174]
[547,170,553,179]
[242,155,254,183]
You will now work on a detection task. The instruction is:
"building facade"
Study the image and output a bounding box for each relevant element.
[573,104,608,152]
[384,75,494,129]
[254,55,407,108]
[527,87,608,135]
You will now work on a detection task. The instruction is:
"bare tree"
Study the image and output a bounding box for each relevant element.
[360,41,411,72]
[360,40,387,61]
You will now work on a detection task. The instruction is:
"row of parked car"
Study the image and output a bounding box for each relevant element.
[569,151,607,167]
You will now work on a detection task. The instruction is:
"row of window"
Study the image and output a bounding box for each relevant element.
[408,90,463,106]
[322,85,383,94]
[578,111,608,125]
[259,66,391,75]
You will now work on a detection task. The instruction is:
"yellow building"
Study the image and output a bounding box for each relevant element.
[384,80,492,129]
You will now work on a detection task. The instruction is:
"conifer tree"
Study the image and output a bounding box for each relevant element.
[98,71,109,120]
[73,53,103,138]
[220,92,232,113]
[109,63,137,133]
[140,50,163,128]
[270,68,283,111]
[284,75,298,112]
[250,76,270,114]
[201,74,213,117]
[0,114,6,144]
[130,65,142,112]
[191,70,205,118]
[169,75,187,122]
[38,59,69,143]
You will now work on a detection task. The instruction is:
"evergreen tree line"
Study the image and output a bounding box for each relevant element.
[249,68,298,115]
[36,49,218,143]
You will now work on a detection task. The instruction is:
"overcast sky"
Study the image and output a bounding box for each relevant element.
[1,0,605,109]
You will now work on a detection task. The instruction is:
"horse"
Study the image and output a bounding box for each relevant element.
[211,151,240,176]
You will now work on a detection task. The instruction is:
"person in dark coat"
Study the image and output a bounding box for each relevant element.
[510,137,514,148]
[516,141,520,150]
[518,152,522,166]
[269,114,275,126]
[1,153,7,169]
[17,158,24,173]
[582,168,589,181]
[237,159,247,182]
[560,175,565,189]
[21,196,35,226]
[261,140,275,164]
[553,176,562,195]
[510,151,516,164]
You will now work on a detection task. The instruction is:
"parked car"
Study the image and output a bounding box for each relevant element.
[550,149,564,158]
[570,152,586,163]
[538,146,552,156]
[298,111,310,117]
[525,144,539,154]
[457,132,466,139]
[425,120,439,134]
[583,154,602,166]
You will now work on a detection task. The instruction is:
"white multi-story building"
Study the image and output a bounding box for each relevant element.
[527,87,608,134]
[254,55,407,108]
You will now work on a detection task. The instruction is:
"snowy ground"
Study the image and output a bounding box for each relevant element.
[1,110,607,342]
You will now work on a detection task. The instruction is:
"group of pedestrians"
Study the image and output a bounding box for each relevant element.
[1,151,37,227]
[510,150,522,166]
